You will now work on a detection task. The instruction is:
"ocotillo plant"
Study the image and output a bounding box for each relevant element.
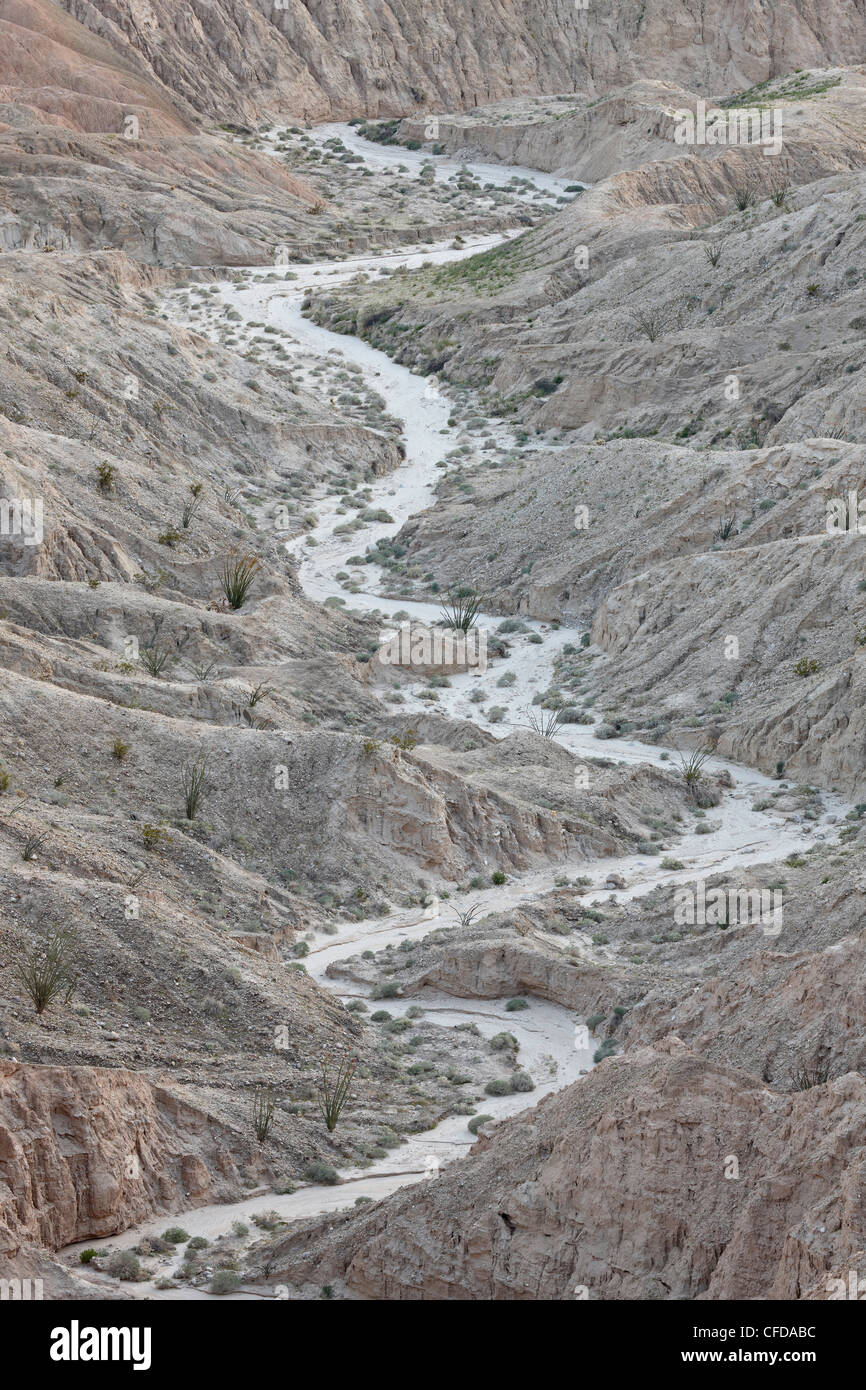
[181,754,209,820]
[318,1052,358,1132]
[252,1084,276,1143]
[439,587,482,632]
[219,552,260,609]
[10,927,78,1014]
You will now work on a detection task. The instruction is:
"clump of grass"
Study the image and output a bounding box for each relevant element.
[219,552,260,609]
[111,737,130,761]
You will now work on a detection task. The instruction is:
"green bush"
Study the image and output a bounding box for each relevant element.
[78,1249,98,1264]
[304,1160,339,1185]
[371,981,400,999]
[210,1270,241,1295]
[484,1078,512,1096]
[161,1227,190,1245]
[106,1250,141,1282]
[468,1114,494,1135]
[505,997,529,1011]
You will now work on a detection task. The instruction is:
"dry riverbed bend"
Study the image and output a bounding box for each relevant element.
[1,0,866,1317]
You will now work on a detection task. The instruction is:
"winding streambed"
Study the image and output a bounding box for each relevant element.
[68,140,845,1297]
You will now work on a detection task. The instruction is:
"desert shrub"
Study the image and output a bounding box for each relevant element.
[490,1032,518,1053]
[558,707,593,724]
[139,645,174,678]
[252,1084,276,1143]
[372,981,399,999]
[161,1227,190,1245]
[511,1071,534,1092]
[180,754,209,819]
[468,1114,494,1135]
[210,1270,241,1295]
[318,1052,357,1131]
[219,552,260,609]
[505,998,529,1011]
[78,1249,98,1264]
[304,1160,339,1185]
[11,927,77,1014]
[106,1250,141,1281]
[484,1078,512,1096]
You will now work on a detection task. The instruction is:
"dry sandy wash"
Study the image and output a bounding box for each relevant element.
[1,0,865,1309]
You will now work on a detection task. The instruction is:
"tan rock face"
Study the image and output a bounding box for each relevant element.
[0,1061,261,1257]
[41,0,866,122]
[625,932,866,1089]
[253,1040,866,1300]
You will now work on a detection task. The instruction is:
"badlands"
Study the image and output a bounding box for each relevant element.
[0,0,865,1322]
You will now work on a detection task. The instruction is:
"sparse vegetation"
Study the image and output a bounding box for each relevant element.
[252,1084,276,1143]
[180,753,209,820]
[219,552,260,609]
[7,926,78,1014]
[317,1052,358,1132]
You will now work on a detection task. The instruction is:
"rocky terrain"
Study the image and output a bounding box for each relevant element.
[1,0,865,1309]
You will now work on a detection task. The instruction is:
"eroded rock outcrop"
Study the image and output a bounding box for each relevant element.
[0,1061,262,1258]
[249,1039,866,1299]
